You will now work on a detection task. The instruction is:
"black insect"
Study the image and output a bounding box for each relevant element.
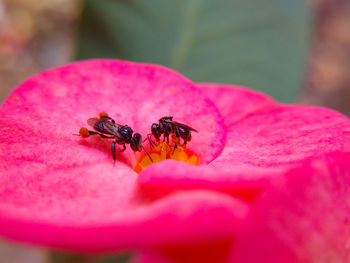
[75,112,152,164]
[148,116,198,150]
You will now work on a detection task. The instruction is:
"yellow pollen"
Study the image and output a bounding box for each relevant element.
[98,112,109,118]
[134,142,199,173]
[79,127,90,138]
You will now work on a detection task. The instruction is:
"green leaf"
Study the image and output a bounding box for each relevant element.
[77,0,310,102]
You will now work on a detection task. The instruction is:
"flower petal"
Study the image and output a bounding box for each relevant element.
[212,104,350,167]
[197,83,276,126]
[230,152,350,263]
[138,160,280,201]
[0,59,224,168]
[0,190,248,252]
[137,153,350,263]
[0,60,226,250]
[139,84,350,199]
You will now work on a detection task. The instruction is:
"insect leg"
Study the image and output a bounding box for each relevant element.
[165,133,170,143]
[73,127,114,139]
[98,112,114,122]
[120,144,127,152]
[89,130,115,139]
[175,126,181,139]
[170,127,179,154]
[107,117,116,125]
[98,112,116,125]
[172,143,178,154]
[112,141,116,166]
[183,140,187,149]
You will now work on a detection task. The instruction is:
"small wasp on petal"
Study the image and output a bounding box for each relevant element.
[147,116,198,151]
[74,112,152,165]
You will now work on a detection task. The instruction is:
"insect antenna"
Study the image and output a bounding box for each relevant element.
[142,145,153,163]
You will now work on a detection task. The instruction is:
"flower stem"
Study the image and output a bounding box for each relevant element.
[49,252,92,263]
[48,251,131,263]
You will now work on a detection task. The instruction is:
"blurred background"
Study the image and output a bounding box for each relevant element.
[0,0,349,262]
[1,0,350,111]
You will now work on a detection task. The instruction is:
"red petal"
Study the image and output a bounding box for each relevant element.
[0,60,227,251]
[230,152,350,263]
[0,190,247,252]
[197,83,276,126]
[139,84,350,200]
[132,238,233,263]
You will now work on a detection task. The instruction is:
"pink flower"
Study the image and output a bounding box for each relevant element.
[132,152,350,263]
[229,152,350,263]
[0,59,349,261]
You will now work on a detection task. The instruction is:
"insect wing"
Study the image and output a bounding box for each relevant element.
[87,118,118,135]
[87,117,100,127]
[163,119,198,132]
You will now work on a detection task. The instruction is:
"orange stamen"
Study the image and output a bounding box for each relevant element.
[134,141,199,173]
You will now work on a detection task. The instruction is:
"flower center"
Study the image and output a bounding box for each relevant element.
[134,141,199,173]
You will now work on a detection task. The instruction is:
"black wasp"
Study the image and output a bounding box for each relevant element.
[75,112,152,164]
[148,116,198,150]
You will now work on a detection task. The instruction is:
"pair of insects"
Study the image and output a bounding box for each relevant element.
[75,112,198,164]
